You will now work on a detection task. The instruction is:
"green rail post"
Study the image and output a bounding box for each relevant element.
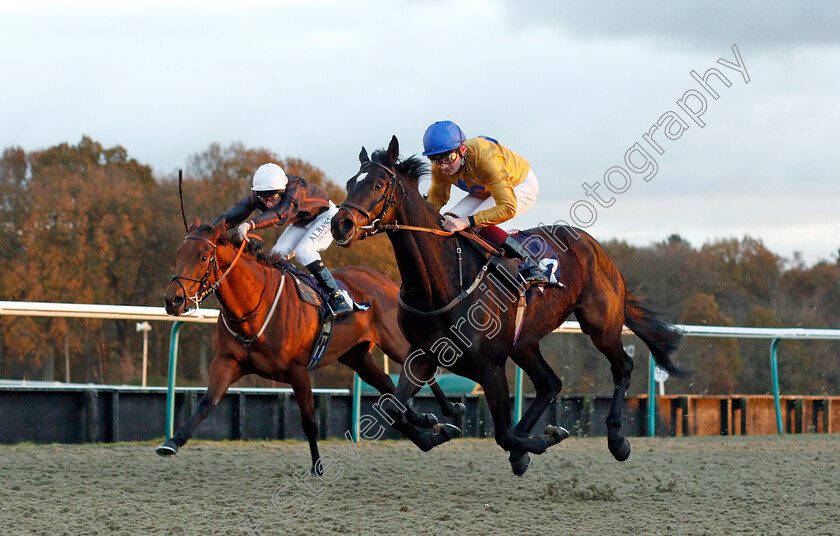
[514,366,523,424]
[165,321,183,439]
[351,372,362,441]
[770,338,783,435]
[648,352,656,437]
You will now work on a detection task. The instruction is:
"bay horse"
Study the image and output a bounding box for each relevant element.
[159,216,463,474]
[331,136,688,475]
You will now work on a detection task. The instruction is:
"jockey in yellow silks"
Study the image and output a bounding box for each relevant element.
[423,120,548,285]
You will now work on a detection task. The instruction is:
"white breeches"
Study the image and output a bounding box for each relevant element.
[270,202,338,266]
[449,168,539,223]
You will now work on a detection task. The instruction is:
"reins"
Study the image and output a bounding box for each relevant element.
[170,232,286,347]
[340,159,512,317]
[398,255,495,316]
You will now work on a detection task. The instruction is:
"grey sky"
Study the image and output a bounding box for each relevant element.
[2,1,838,264]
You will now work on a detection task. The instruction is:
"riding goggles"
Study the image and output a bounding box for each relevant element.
[256,189,282,199]
[429,150,459,165]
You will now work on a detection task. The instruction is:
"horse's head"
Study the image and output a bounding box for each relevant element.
[164,216,226,316]
[331,135,403,247]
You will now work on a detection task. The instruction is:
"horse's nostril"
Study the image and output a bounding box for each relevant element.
[338,219,353,233]
[173,296,184,306]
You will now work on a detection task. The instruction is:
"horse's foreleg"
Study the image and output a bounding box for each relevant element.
[156,355,242,456]
[381,353,459,452]
[339,343,437,429]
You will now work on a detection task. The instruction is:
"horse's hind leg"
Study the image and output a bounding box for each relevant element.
[507,344,570,474]
[428,381,466,421]
[287,365,324,475]
[339,343,438,429]
[156,355,242,456]
[577,307,634,462]
[510,344,566,437]
[481,364,555,468]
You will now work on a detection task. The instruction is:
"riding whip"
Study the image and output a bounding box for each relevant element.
[178,169,188,232]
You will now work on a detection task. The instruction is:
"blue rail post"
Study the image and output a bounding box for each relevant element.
[514,366,523,424]
[165,321,183,439]
[770,338,783,435]
[648,353,656,437]
[351,372,362,441]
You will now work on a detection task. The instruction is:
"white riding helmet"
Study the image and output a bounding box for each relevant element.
[251,163,288,192]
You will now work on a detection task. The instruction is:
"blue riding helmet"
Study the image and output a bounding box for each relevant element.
[422,121,466,156]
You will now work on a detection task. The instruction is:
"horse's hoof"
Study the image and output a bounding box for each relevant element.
[543,425,570,447]
[609,437,632,462]
[407,411,437,429]
[155,439,179,457]
[310,464,324,477]
[432,423,461,439]
[509,452,531,476]
[450,402,466,419]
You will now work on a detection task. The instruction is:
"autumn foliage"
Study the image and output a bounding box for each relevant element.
[1,138,838,395]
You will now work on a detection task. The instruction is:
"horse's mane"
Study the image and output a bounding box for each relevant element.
[370,151,440,217]
[370,150,428,187]
[195,223,291,270]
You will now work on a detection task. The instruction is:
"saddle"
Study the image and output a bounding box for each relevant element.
[275,262,370,371]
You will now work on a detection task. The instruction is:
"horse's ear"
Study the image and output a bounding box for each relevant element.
[386,135,399,166]
[212,217,226,238]
[359,147,369,164]
[188,216,201,232]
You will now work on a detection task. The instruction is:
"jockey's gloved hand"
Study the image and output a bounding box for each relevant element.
[233,221,252,243]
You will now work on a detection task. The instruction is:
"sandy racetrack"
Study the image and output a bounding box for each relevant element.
[1,435,838,535]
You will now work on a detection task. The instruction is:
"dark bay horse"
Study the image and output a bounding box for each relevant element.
[159,216,462,473]
[331,136,688,475]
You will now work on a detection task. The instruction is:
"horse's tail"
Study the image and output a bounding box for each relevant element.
[623,289,691,377]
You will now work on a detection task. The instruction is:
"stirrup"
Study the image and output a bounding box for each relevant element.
[329,291,353,317]
[521,270,549,286]
[520,259,549,285]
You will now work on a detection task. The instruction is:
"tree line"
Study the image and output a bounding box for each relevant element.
[1,137,837,395]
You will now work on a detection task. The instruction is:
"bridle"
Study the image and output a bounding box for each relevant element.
[169,232,286,349]
[168,234,248,312]
[339,160,407,240]
[339,161,499,249]
[338,160,508,317]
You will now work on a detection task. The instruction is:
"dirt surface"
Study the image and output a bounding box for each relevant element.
[1,435,838,536]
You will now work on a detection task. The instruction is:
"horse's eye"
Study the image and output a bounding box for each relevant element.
[374,182,384,190]
[202,255,208,262]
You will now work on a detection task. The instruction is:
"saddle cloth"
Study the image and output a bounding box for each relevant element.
[280,263,371,313]
[507,229,561,284]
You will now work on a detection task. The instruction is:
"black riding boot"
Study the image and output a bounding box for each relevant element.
[501,236,549,285]
[306,260,353,317]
